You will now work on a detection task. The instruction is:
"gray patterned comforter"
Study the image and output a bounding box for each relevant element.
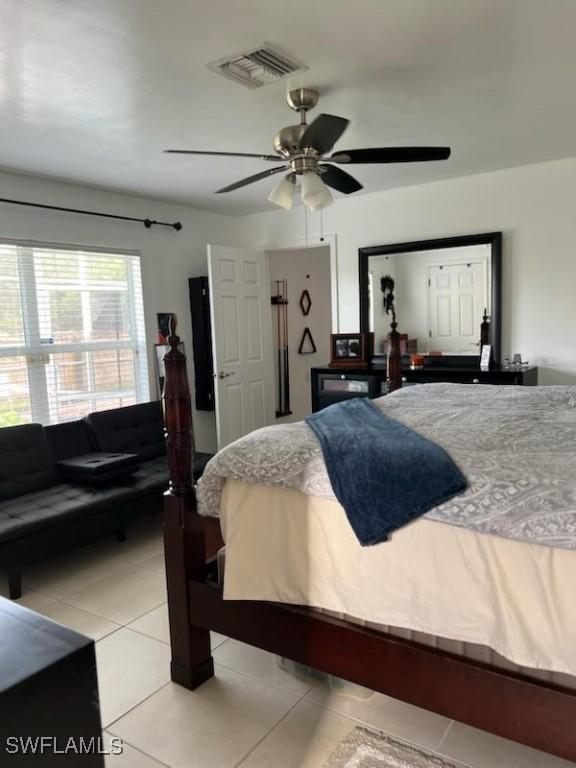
[197,384,576,549]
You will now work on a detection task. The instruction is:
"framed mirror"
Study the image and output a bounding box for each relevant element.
[359,232,502,366]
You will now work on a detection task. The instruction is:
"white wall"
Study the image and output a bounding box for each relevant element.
[0,170,236,451]
[235,158,576,385]
[268,246,331,421]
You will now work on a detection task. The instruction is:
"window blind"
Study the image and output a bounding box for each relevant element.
[0,242,149,427]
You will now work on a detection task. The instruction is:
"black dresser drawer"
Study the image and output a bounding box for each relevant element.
[401,370,535,386]
[311,365,538,412]
[313,371,376,412]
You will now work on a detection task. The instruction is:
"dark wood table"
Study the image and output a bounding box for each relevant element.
[0,598,105,766]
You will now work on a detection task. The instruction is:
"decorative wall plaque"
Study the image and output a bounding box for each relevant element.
[298,327,317,354]
[299,289,312,316]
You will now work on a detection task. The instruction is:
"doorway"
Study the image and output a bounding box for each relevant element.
[207,239,336,448]
[267,245,332,422]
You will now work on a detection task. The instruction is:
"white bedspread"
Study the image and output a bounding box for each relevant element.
[198,384,576,549]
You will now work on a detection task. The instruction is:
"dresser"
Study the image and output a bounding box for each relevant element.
[311,364,538,413]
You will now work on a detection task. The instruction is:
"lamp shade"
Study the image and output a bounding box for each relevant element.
[268,175,294,210]
[301,171,334,210]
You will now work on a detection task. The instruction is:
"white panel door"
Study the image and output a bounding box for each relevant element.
[208,245,274,449]
[427,262,486,353]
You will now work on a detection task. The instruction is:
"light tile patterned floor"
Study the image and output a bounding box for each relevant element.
[9,515,575,768]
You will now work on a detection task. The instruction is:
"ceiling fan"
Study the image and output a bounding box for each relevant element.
[164,88,451,211]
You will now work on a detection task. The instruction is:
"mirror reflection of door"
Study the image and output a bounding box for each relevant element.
[427,261,487,354]
[367,243,491,356]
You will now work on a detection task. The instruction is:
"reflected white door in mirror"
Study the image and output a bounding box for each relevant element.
[427,256,488,354]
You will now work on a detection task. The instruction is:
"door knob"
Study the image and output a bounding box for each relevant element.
[218,371,233,379]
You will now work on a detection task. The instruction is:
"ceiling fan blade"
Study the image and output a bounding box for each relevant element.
[300,114,349,155]
[216,166,286,194]
[330,147,451,164]
[319,164,363,194]
[164,150,280,161]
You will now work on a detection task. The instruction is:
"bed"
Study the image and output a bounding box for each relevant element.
[161,325,576,763]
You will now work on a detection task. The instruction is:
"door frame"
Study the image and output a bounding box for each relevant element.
[257,234,339,333]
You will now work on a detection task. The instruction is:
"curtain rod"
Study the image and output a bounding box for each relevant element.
[0,197,183,231]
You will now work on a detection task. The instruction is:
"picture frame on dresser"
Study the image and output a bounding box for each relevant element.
[330,333,373,368]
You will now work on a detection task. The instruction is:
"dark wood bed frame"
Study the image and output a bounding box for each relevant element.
[162,319,576,763]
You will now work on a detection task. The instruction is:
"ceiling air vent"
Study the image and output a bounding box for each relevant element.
[208,44,307,89]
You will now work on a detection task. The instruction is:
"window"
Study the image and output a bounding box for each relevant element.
[0,242,149,426]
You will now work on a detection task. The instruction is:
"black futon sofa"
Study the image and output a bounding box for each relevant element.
[0,401,211,599]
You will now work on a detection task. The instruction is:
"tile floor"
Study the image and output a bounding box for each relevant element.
[2,515,574,768]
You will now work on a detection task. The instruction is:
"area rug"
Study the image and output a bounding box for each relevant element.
[324,727,465,768]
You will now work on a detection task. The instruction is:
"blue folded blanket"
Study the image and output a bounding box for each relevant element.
[305,398,467,545]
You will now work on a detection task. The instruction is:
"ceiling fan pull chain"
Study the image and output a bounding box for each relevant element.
[320,207,324,242]
[304,204,309,249]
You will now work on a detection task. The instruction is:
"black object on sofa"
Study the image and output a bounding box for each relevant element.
[86,401,168,495]
[46,418,139,485]
[86,401,213,491]
[57,452,140,486]
[0,402,213,600]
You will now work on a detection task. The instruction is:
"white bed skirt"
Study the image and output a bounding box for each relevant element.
[217,479,576,684]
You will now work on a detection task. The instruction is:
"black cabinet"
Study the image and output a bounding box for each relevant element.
[188,277,214,411]
[312,370,378,412]
[311,365,538,412]
[0,598,104,766]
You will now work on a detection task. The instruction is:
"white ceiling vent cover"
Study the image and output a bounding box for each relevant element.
[208,44,307,89]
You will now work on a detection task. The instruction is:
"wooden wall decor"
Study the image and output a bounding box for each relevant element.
[299,289,312,316]
[298,327,317,354]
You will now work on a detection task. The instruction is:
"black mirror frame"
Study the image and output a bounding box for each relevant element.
[359,232,502,366]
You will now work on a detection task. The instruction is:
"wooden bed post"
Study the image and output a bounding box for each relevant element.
[162,315,214,689]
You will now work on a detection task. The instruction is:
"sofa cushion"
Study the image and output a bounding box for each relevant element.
[125,456,169,496]
[0,424,58,502]
[0,482,138,544]
[45,420,94,461]
[86,401,165,461]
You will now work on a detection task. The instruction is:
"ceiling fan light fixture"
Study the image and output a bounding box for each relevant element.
[301,171,334,210]
[268,175,295,210]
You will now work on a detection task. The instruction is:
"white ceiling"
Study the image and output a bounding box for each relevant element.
[0,0,575,216]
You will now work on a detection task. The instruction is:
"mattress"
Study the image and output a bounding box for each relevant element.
[219,478,576,685]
